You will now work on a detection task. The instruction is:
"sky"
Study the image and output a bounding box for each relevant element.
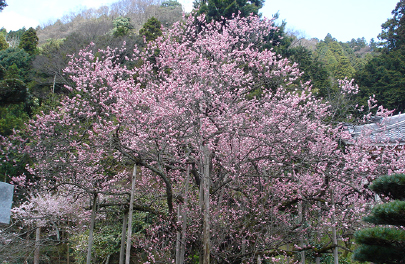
[0,0,400,42]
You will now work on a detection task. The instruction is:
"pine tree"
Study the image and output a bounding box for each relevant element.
[379,0,405,51]
[112,16,134,37]
[356,1,405,114]
[139,17,162,42]
[18,27,38,55]
[194,0,264,22]
[354,173,405,263]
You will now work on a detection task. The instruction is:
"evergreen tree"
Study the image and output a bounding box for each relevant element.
[0,47,32,82]
[194,0,264,22]
[18,27,38,55]
[356,1,405,113]
[139,17,162,42]
[379,0,405,51]
[286,46,331,98]
[335,55,355,80]
[112,16,134,37]
[261,13,293,56]
[312,35,357,93]
[355,45,405,113]
[354,173,405,263]
[0,63,29,136]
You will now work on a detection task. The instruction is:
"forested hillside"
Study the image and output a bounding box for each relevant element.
[1,0,405,263]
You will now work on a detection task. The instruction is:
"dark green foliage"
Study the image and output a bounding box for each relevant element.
[363,200,405,226]
[286,46,331,97]
[355,47,405,113]
[354,228,405,263]
[195,0,264,22]
[0,78,27,104]
[349,37,367,52]
[370,38,378,51]
[354,244,405,264]
[0,46,32,135]
[0,64,30,136]
[0,47,31,69]
[370,173,405,200]
[0,50,30,107]
[139,17,162,42]
[0,48,32,82]
[0,64,5,80]
[0,48,31,107]
[354,174,405,263]
[379,0,405,51]
[0,103,29,136]
[324,33,336,43]
[18,27,38,55]
[355,227,405,246]
[358,0,405,113]
[261,14,292,56]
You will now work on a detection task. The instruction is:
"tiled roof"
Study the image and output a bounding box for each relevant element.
[344,113,405,146]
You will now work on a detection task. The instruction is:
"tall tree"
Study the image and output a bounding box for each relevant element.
[379,0,405,51]
[5,14,405,264]
[18,27,38,55]
[139,17,162,42]
[356,0,405,114]
[195,0,264,22]
[355,48,405,113]
[0,48,31,135]
[354,174,405,263]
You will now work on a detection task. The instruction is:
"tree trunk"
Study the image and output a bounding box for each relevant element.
[179,204,187,264]
[202,145,211,264]
[298,201,305,264]
[52,74,56,93]
[330,189,339,264]
[86,193,98,264]
[180,165,189,263]
[176,165,189,264]
[66,218,70,264]
[126,164,137,264]
[316,201,321,264]
[175,205,182,263]
[105,254,111,264]
[120,211,128,264]
[34,226,41,264]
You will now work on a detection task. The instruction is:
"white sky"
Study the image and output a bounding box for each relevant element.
[261,0,399,42]
[0,0,399,42]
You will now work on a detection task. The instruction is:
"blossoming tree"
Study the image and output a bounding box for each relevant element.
[5,13,405,263]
